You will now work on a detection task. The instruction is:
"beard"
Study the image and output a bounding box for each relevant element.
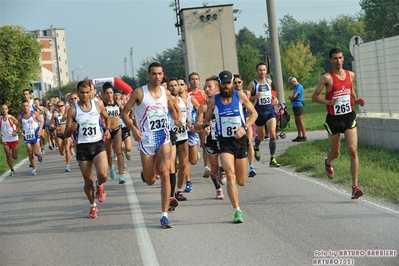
[220,87,233,98]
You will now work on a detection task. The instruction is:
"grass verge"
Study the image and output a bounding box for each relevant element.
[278,138,399,205]
[0,136,29,175]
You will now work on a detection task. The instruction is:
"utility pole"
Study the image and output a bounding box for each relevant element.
[130,47,134,78]
[266,0,285,103]
[124,57,127,76]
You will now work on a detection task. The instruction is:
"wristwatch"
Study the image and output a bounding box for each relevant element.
[243,126,248,131]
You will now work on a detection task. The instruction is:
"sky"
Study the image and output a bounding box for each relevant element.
[0,0,362,81]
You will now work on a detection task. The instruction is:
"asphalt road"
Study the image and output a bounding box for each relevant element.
[1,130,398,266]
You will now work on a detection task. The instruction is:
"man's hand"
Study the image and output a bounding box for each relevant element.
[354,98,365,106]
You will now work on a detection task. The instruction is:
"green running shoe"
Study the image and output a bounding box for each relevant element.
[254,148,261,161]
[233,210,243,223]
[269,157,280,167]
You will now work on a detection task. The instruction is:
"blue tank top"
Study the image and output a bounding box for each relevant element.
[214,90,246,138]
[251,79,275,114]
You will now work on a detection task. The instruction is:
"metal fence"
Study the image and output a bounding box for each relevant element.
[353,35,399,117]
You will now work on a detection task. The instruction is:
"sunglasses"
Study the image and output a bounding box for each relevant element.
[58,105,64,107]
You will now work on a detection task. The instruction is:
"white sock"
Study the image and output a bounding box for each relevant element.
[91,203,97,207]
[234,207,240,212]
[161,212,168,218]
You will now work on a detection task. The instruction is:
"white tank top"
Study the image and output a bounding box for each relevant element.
[134,85,168,132]
[74,100,104,144]
[21,111,39,138]
[173,97,188,141]
[1,115,18,142]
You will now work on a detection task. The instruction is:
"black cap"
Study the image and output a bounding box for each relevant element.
[218,70,233,83]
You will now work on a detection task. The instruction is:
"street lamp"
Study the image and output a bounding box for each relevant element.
[130,47,134,78]
[71,66,82,81]
[77,71,86,81]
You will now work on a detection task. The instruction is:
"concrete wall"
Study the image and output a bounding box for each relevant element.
[357,116,399,150]
[180,4,238,85]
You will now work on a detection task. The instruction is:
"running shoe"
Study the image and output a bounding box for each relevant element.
[55,146,58,150]
[38,155,43,163]
[254,148,261,161]
[248,166,256,177]
[9,170,15,177]
[123,164,129,174]
[300,136,308,142]
[71,149,76,158]
[65,165,70,172]
[169,197,179,211]
[351,185,363,199]
[109,165,116,180]
[324,157,334,179]
[124,151,132,161]
[219,167,227,185]
[49,145,54,150]
[233,210,243,223]
[118,175,125,184]
[216,188,224,199]
[184,181,193,192]
[203,166,211,178]
[96,183,106,202]
[41,148,45,156]
[160,216,173,229]
[89,206,98,219]
[31,168,37,176]
[175,191,187,201]
[113,152,117,161]
[269,157,280,167]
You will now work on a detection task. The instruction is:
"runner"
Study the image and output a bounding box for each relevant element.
[64,80,111,219]
[1,104,19,176]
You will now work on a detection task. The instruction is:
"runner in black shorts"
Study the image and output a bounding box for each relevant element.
[324,110,356,135]
[76,140,106,161]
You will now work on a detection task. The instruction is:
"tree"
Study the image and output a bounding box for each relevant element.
[136,41,185,87]
[237,45,262,87]
[0,25,41,115]
[280,40,316,86]
[360,0,399,39]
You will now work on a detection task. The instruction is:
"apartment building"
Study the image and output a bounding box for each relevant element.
[30,25,69,97]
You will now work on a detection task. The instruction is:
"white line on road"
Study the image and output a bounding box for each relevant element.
[0,157,29,182]
[276,167,399,216]
[124,171,159,266]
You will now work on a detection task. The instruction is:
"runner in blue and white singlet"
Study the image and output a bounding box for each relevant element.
[134,84,170,155]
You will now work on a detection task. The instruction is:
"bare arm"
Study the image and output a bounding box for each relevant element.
[350,71,365,106]
[96,101,110,139]
[235,91,258,139]
[121,88,143,142]
[194,103,207,132]
[64,106,77,138]
[311,73,338,106]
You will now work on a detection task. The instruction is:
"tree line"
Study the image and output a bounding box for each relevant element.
[1,0,398,115]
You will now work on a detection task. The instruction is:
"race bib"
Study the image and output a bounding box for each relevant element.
[259,90,272,105]
[148,109,166,131]
[220,116,241,137]
[333,95,352,115]
[25,128,35,140]
[106,106,120,117]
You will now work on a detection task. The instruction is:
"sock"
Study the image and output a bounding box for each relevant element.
[254,137,261,149]
[234,207,240,212]
[249,165,254,170]
[161,212,168,218]
[170,173,176,197]
[269,138,276,155]
[211,175,221,190]
[96,180,102,187]
[325,160,332,167]
[91,202,97,207]
[176,188,182,193]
